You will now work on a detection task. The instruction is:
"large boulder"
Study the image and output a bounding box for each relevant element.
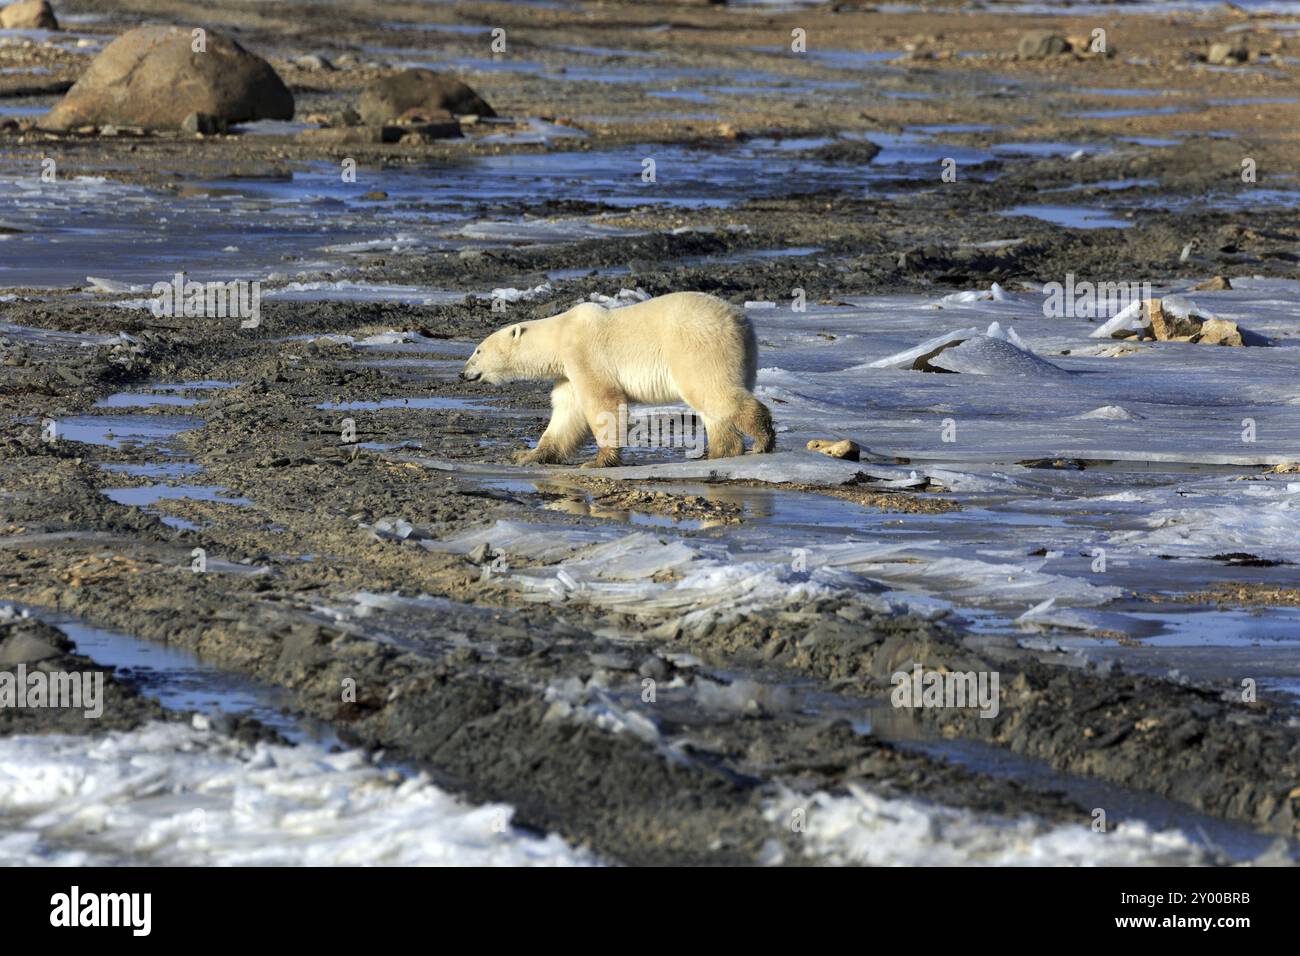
[358,68,495,124]
[40,25,293,131]
[1,0,58,30]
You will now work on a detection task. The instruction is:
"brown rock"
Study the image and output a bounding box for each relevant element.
[1,0,58,30]
[1145,299,1201,341]
[40,25,293,131]
[1196,318,1244,347]
[358,69,494,125]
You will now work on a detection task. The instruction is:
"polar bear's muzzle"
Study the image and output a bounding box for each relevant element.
[459,369,481,382]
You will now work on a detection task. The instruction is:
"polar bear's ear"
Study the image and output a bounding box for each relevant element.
[511,324,526,341]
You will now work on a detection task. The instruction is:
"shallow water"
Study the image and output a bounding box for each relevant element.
[50,413,201,449]
[101,484,253,508]
[46,613,330,745]
[1000,204,1133,229]
[0,134,996,288]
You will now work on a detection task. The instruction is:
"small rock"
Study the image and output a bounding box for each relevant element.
[182,111,227,135]
[589,652,635,671]
[806,438,861,461]
[1197,318,1244,347]
[1018,30,1071,60]
[294,54,334,72]
[638,655,669,680]
[1191,275,1232,292]
[1207,41,1248,65]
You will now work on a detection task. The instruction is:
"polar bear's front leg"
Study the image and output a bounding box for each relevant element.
[572,372,626,468]
[513,380,590,465]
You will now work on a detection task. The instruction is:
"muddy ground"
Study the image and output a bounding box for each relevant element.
[3,0,1300,864]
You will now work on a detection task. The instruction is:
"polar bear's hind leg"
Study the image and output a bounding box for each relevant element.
[736,395,776,454]
[675,383,749,460]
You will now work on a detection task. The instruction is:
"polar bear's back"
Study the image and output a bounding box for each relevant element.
[589,292,757,403]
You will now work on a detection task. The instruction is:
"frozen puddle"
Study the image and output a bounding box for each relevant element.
[48,615,318,740]
[93,382,235,409]
[94,392,202,409]
[0,322,124,348]
[51,413,201,450]
[1000,205,1132,229]
[101,484,252,508]
[85,384,247,522]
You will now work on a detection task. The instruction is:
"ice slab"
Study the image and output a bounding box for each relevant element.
[764,783,1238,867]
[929,334,1070,378]
[561,451,868,484]
[0,722,594,866]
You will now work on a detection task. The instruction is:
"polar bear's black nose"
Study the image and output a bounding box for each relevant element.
[460,370,479,382]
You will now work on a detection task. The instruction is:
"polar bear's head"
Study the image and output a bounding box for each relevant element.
[460,323,529,384]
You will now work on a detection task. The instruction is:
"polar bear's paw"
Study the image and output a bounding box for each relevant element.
[580,448,624,469]
[513,447,561,465]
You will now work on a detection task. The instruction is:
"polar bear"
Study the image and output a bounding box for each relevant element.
[460,291,775,467]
